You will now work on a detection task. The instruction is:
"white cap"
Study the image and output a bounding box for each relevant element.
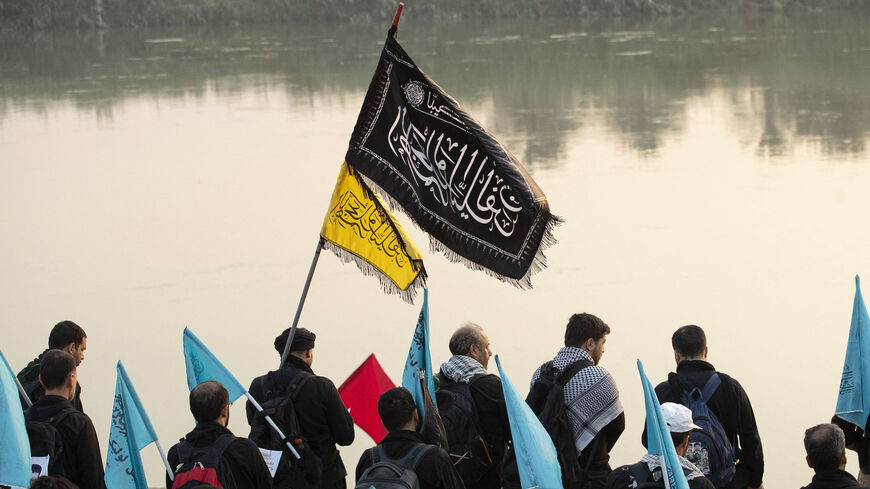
[661,402,702,433]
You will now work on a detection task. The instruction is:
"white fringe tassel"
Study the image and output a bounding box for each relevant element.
[322,240,427,304]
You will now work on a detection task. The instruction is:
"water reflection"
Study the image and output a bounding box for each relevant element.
[2,11,869,163]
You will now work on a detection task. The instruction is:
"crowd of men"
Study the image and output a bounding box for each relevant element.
[9,316,869,489]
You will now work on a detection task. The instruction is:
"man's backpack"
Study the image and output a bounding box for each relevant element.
[626,461,670,489]
[248,371,321,489]
[24,407,75,478]
[526,359,593,489]
[171,434,236,489]
[674,374,736,488]
[435,374,493,484]
[354,444,433,489]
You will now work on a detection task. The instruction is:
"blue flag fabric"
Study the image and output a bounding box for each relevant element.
[0,349,32,488]
[105,361,160,489]
[183,327,246,402]
[639,359,690,489]
[495,355,563,489]
[836,276,870,429]
[401,289,436,426]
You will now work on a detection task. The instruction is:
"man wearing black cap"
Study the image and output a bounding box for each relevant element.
[246,327,355,489]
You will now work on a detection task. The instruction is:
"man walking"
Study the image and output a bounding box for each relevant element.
[18,320,88,411]
[25,350,105,489]
[166,380,272,488]
[436,323,510,489]
[650,325,764,489]
[800,423,870,489]
[355,387,465,489]
[606,402,715,489]
[246,327,354,489]
[530,313,625,489]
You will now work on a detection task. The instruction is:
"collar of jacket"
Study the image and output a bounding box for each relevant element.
[807,469,863,489]
[281,354,314,374]
[676,359,716,373]
[379,430,424,445]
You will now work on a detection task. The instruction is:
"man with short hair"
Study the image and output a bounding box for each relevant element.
[801,423,870,489]
[648,325,764,489]
[25,350,105,489]
[606,402,715,489]
[436,323,510,489]
[530,313,625,489]
[355,387,465,489]
[246,327,354,489]
[18,320,88,411]
[166,380,272,489]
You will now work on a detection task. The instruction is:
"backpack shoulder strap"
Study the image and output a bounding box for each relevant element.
[557,358,593,385]
[289,373,314,402]
[699,373,722,403]
[628,461,653,484]
[48,407,76,427]
[396,443,434,470]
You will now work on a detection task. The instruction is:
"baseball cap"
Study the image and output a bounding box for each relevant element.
[661,402,702,432]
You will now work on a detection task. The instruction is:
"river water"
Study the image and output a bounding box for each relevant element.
[2,10,870,488]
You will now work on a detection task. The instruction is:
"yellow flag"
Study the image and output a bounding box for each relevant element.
[321,162,426,303]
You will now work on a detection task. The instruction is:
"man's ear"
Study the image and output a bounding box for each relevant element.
[806,455,813,469]
[703,346,709,360]
[38,373,44,388]
[584,337,595,351]
[63,342,76,355]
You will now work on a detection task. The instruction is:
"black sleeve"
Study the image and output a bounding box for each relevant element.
[166,445,179,489]
[322,378,355,446]
[730,378,763,487]
[76,416,107,489]
[227,438,273,488]
[355,448,373,482]
[603,411,625,453]
[429,447,466,489]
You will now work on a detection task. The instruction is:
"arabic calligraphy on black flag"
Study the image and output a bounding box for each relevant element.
[345,26,561,288]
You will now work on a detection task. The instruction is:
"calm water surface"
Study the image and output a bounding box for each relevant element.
[2,11,870,487]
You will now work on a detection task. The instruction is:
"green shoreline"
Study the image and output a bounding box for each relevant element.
[1,0,868,31]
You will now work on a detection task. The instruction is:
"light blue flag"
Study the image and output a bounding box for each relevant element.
[0,349,31,488]
[105,361,160,489]
[639,359,690,489]
[495,355,563,489]
[183,327,246,401]
[401,289,436,426]
[836,275,870,429]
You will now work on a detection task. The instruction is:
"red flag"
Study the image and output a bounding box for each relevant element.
[338,354,395,443]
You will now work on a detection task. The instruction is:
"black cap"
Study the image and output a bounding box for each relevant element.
[274,327,316,354]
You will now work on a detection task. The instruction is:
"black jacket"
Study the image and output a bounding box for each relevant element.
[645,360,764,488]
[166,421,273,489]
[800,469,870,489]
[246,356,355,489]
[18,350,83,412]
[27,395,105,489]
[606,461,716,489]
[437,371,511,489]
[356,430,466,489]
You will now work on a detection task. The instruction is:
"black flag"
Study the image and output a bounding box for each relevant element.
[346,26,560,288]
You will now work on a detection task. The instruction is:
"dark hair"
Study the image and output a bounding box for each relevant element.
[564,313,610,347]
[39,350,76,390]
[449,323,484,355]
[30,476,80,489]
[189,381,229,423]
[48,320,86,350]
[671,325,706,358]
[671,431,691,448]
[805,423,845,471]
[378,387,417,432]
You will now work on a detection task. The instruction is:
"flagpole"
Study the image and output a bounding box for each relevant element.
[392,2,404,27]
[245,391,302,460]
[280,238,324,369]
[14,374,32,408]
[154,440,174,481]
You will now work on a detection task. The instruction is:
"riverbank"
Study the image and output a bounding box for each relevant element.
[1,0,868,30]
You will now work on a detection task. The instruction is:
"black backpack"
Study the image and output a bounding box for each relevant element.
[435,374,493,484]
[627,461,670,489]
[171,434,236,489]
[248,371,321,489]
[24,406,75,479]
[672,374,736,488]
[526,359,593,489]
[355,444,433,489]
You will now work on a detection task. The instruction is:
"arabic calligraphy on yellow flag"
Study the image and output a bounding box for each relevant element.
[320,162,426,303]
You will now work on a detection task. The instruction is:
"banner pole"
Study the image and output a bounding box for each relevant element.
[245,391,301,459]
[154,439,174,480]
[280,238,324,369]
[392,2,404,28]
[15,374,32,408]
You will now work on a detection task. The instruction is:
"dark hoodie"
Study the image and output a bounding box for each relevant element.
[166,421,272,489]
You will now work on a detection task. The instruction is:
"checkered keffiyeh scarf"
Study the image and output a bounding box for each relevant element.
[440,355,487,383]
[639,453,706,481]
[531,346,624,453]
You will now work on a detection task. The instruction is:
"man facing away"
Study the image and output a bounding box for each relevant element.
[606,402,715,489]
[530,312,625,489]
[648,325,764,489]
[18,320,88,411]
[25,349,105,489]
[166,380,272,489]
[355,387,465,489]
[436,323,511,489]
[801,423,870,489]
[246,327,354,489]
